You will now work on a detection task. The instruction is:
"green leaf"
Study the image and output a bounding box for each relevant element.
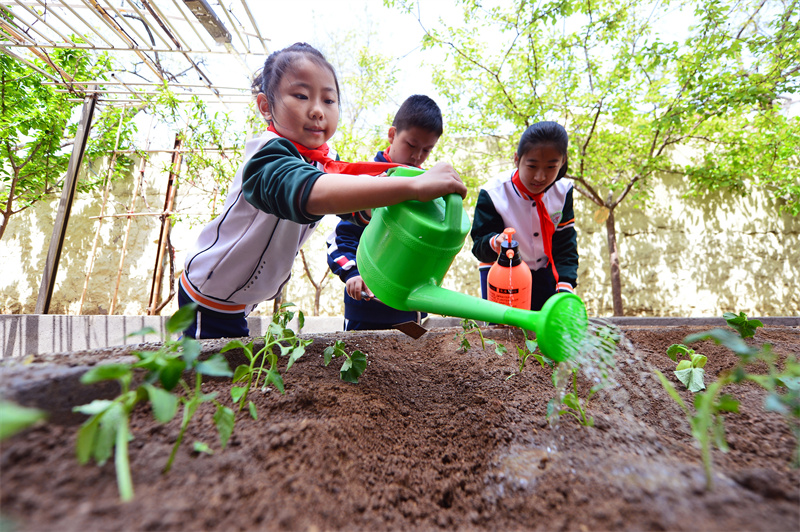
[764,394,789,414]
[675,367,706,393]
[0,401,47,440]
[546,398,558,419]
[248,401,258,420]
[193,441,213,455]
[323,340,346,366]
[494,342,508,356]
[340,350,368,384]
[233,364,250,383]
[94,402,125,466]
[75,416,100,464]
[286,345,306,370]
[525,338,538,353]
[220,339,248,353]
[127,327,158,338]
[73,399,114,416]
[196,354,233,377]
[114,416,134,502]
[723,311,763,339]
[166,304,197,335]
[80,364,132,384]
[562,393,580,411]
[231,386,247,404]
[266,368,285,394]
[675,360,692,371]
[778,376,800,391]
[157,357,186,391]
[666,344,692,361]
[716,394,739,413]
[691,354,707,368]
[712,415,729,452]
[143,384,178,423]
[213,404,235,449]
[180,338,202,367]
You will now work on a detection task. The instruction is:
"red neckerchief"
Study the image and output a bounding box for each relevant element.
[383,145,393,163]
[267,125,400,175]
[511,170,559,283]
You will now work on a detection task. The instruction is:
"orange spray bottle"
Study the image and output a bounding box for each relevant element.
[487,228,532,310]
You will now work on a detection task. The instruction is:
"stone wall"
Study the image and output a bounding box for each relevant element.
[1,154,797,318]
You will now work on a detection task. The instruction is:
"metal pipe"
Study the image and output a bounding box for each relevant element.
[55,0,116,48]
[240,0,269,54]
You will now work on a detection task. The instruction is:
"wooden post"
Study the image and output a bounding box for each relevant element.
[35,93,98,314]
[147,135,182,315]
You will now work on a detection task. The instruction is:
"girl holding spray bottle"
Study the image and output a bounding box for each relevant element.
[470,121,578,311]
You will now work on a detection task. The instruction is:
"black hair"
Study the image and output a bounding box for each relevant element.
[517,121,569,179]
[250,42,340,112]
[392,94,443,137]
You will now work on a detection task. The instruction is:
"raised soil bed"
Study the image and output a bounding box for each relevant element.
[1,324,799,531]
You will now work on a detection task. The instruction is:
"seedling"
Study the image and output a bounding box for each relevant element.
[506,331,553,380]
[655,370,738,490]
[73,304,233,501]
[548,368,595,426]
[666,344,708,392]
[455,318,507,356]
[723,311,763,338]
[546,320,621,427]
[656,311,800,490]
[222,303,311,418]
[323,340,367,383]
[685,327,800,468]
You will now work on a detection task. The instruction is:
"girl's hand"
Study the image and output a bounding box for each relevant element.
[346,276,371,300]
[490,232,507,254]
[412,162,467,202]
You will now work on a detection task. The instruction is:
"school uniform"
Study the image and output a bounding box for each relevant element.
[471,171,578,311]
[326,150,423,330]
[180,130,339,338]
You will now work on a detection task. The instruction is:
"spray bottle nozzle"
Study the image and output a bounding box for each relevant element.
[506,249,515,260]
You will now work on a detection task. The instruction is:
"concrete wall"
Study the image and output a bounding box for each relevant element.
[1,153,797,320]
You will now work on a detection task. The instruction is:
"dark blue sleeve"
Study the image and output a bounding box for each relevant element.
[242,137,325,224]
[326,220,364,282]
[552,187,578,286]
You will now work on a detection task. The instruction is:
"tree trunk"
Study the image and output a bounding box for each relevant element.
[605,209,624,316]
[314,290,321,316]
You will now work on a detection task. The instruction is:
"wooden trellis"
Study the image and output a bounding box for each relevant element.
[0,0,268,314]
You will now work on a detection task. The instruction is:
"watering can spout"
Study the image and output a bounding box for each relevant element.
[406,284,587,361]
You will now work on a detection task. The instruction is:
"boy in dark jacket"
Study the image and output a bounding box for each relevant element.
[326,95,443,330]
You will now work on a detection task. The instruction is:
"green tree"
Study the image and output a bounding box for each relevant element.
[0,43,139,241]
[323,29,399,161]
[387,0,799,315]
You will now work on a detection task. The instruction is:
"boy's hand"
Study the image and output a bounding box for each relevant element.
[412,162,467,202]
[346,276,372,301]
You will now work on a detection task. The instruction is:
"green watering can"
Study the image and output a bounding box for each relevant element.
[357,167,588,361]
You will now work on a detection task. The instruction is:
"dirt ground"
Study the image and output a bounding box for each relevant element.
[1,324,799,531]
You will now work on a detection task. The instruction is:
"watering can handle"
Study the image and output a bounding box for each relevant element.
[443,193,464,228]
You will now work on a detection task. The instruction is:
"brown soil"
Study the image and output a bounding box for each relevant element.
[1,325,799,531]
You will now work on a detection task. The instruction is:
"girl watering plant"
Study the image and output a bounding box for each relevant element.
[178,42,467,338]
[471,121,578,311]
